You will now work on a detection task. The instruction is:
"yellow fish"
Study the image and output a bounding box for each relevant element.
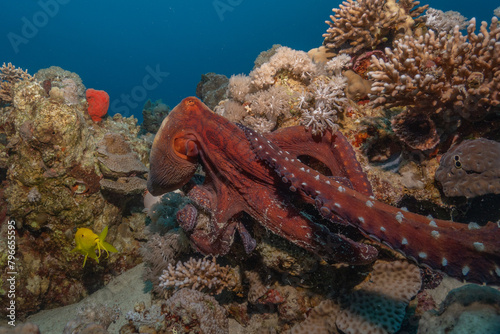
[71,226,118,267]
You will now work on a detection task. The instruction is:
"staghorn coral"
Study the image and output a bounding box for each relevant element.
[323,0,428,54]
[0,62,33,104]
[158,257,241,295]
[369,17,500,121]
[435,138,500,198]
[424,7,468,33]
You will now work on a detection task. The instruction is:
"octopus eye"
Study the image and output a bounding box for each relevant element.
[454,155,462,169]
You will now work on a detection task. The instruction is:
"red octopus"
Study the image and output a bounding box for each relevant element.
[148,97,500,284]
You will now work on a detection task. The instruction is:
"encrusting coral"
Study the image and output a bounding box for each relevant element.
[289,260,422,334]
[435,138,500,198]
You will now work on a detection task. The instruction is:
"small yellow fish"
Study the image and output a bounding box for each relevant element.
[71,226,118,267]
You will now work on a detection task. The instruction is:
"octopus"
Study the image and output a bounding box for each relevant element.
[148,97,500,284]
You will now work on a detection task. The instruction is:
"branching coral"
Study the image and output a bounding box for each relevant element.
[323,0,428,54]
[158,257,241,295]
[0,62,33,104]
[369,17,500,121]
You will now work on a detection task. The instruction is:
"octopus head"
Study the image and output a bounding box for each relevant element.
[147,97,205,195]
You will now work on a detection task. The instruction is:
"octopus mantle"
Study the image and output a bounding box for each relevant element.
[148,97,500,284]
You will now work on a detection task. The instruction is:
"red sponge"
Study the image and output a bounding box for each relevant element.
[86,88,109,122]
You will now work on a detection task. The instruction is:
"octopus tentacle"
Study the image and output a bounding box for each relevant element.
[243,125,500,284]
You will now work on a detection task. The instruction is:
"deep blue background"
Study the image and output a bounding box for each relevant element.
[1,0,496,122]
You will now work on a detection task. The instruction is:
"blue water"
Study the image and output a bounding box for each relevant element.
[1,0,496,123]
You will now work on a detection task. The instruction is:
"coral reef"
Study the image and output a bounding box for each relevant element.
[435,138,500,198]
[323,0,428,54]
[96,133,148,197]
[343,69,372,102]
[0,66,149,319]
[249,46,317,89]
[4,2,500,332]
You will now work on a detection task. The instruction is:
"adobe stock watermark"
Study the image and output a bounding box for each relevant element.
[110,64,169,117]
[7,0,71,54]
[6,219,17,326]
[213,0,244,21]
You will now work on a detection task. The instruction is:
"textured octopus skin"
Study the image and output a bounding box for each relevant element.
[148,97,377,265]
[242,125,500,284]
